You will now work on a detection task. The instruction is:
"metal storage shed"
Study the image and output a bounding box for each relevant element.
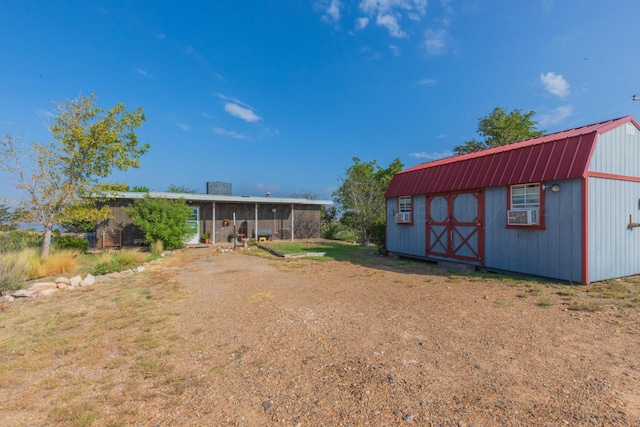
[385,116,640,283]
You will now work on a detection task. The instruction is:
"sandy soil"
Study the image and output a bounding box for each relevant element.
[141,247,640,426]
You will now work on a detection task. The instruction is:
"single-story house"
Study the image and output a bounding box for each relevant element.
[385,116,640,284]
[96,190,332,248]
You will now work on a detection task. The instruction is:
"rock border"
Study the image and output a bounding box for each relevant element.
[1,254,170,303]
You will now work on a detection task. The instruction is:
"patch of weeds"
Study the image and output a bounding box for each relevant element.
[557,289,577,296]
[495,299,514,307]
[447,275,463,282]
[569,301,604,312]
[593,280,639,300]
[48,402,99,427]
[527,288,543,295]
[244,292,272,302]
[537,299,554,307]
[515,293,527,298]
[131,356,171,378]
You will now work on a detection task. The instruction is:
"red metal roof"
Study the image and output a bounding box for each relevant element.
[385,116,638,198]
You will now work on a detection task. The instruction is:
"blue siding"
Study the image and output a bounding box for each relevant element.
[589,123,640,175]
[484,180,583,282]
[587,124,640,282]
[588,178,640,282]
[386,195,426,257]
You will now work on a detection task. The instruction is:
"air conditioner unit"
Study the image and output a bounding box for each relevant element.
[395,212,411,223]
[507,209,538,225]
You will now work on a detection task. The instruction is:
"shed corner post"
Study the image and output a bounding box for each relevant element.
[291,203,295,241]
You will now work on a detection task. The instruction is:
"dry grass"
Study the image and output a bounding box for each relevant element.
[117,248,147,266]
[0,250,31,292]
[0,254,190,426]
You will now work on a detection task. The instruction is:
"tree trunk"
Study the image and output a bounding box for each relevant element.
[42,225,53,259]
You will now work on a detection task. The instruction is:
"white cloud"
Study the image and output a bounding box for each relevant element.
[202,112,215,119]
[183,45,202,59]
[416,78,437,86]
[355,17,369,30]
[540,72,570,97]
[389,44,401,56]
[409,150,452,160]
[423,29,448,55]
[174,123,190,131]
[360,0,427,16]
[213,127,249,140]
[137,68,150,77]
[538,105,574,127]
[377,14,406,38]
[224,103,262,123]
[316,0,342,24]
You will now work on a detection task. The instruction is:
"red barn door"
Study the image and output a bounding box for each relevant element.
[426,190,484,264]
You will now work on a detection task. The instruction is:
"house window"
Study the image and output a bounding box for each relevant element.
[396,196,412,224]
[508,183,541,226]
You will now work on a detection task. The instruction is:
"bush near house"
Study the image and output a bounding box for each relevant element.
[125,195,192,250]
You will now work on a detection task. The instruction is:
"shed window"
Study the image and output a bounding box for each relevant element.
[508,183,542,227]
[396,196,412,224]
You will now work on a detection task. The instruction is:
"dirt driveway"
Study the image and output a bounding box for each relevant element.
[151,247,640,426]
[2,246,640,426]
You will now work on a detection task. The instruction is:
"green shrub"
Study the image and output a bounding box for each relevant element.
[0,230,43,253]
[55,235,89,253]
[125,196,192,250]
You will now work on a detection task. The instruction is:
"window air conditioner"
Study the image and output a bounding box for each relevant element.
[507,209,538,225]
[395,212,411,223]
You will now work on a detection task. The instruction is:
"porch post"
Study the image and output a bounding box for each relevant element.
[291,204,295,241]
[212,202,216,244]
[255,203,259,240]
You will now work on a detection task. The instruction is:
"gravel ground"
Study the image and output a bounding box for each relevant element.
[136,247,640,426]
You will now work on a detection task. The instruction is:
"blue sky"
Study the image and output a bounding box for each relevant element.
[2,0,640,203]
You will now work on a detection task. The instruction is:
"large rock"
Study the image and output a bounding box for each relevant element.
[12,289,32,298]
[1,295,15,302]
[82,274,96,286]
[28,282,58,292]
[69,275,83,287]
[55,277,70,285]
[38,288,59,296]
[136,266,145,273]
[57,282,69,290]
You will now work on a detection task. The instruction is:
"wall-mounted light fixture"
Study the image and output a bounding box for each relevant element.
[550,184,560,192]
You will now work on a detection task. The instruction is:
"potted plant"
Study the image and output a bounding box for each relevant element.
[223,219,231,226]
[228,231,237,243]
[201,233,211,244]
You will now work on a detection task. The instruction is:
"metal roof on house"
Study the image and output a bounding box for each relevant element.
[110,191,333,206]
[385,116,639,198]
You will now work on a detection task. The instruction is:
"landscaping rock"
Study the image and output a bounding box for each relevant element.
[11,289,32,298]
[38,288,59,296]
[55,277,70,285]
[83,274,96,286]
[69,275,83,287]
[28,282,58,292]
[1,295,15,302]
[120,269,134,276]
[136,266,145,273]
[57,282,69,290]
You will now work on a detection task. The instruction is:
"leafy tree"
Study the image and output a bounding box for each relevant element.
[291,190,317,200]
[167,184,197,194]
[333,157,403,245]
[453,107,545,155]
[125,196,192,250]
[0,94,148,258]
[0,203,18,231]
[132,185,150,192]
